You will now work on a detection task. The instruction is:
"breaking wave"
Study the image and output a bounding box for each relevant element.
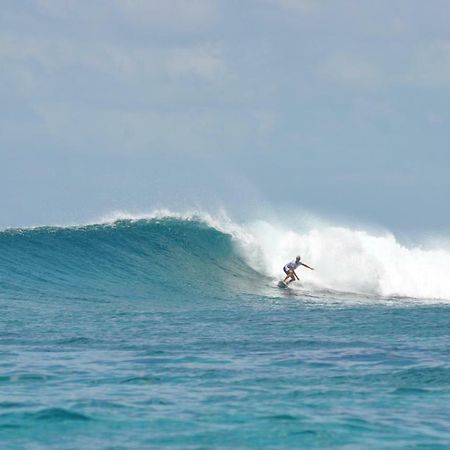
[1,210,450,302]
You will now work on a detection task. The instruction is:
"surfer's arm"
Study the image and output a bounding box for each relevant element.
[301,263,314,270]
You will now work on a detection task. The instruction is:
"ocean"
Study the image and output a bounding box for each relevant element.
[1,212,449,449]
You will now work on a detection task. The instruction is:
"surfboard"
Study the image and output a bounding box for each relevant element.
[277,280,288,288]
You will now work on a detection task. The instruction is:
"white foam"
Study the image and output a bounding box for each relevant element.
[235,219,450,302]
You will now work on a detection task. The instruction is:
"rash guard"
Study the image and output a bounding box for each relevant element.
[284,259,302,271]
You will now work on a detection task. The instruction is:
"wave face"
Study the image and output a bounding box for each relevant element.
[0,216,262,302]
[1,212,450,302]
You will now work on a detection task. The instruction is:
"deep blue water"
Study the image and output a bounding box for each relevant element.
[1,219,449,449]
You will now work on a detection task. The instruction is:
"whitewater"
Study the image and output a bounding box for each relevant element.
[1,210,449,449]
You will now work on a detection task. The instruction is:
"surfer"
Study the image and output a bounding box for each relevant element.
[283,256,314,285]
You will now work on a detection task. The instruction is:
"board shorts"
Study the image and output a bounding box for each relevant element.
[283,265,291,275]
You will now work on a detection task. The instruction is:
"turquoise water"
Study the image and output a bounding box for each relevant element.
[1,218,449,449]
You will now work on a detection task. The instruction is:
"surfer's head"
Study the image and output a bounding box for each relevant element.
[296,255,301,261]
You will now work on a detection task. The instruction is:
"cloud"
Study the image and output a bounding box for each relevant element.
[0,25,232,155]
[115,0,219,31]
[34,0,80,19]
[167,45,228,81]
[426,111,444,125]
[34,0,219,33]
[33,102,267,156]
[269,0,323,14]
[0,32,229,101]
[316,53,384,89]
[406,40,450,88]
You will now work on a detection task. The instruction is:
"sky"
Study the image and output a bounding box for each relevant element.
[1,0,450,232]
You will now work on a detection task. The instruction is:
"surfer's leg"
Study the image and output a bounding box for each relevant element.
[284,270,294,283]
[288,274,295,284]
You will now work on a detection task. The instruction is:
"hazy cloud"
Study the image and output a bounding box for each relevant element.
[167,45,228,81]
[269,0,323,14]
[2,0,450,229]
[0,32,229,100]
[34,0,220,33]
[34,0,81,19]
[406,40,450,88]
[317,53,384,89]
[115,0,220,31]
[33,102,268,156]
